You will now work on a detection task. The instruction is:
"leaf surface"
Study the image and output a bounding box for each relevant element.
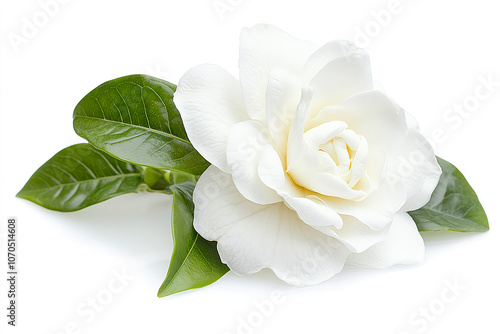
[158,182,229,297]
[73,74,209,176]
[17,144,143,212]
[410,157,489,232]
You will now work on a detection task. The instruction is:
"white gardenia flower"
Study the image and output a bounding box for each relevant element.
[174,24,441,285]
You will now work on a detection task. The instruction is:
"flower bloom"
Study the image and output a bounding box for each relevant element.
[174,24,441,285]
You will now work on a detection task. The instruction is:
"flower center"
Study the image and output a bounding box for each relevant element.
[286,121,370,199]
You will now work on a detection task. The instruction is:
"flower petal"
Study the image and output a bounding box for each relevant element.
[193,165,351,285]
[389,130,441,211]
[302,40,361,82]
[288,137,365,199]
[226,120,282,204]
[318,180,407,231]
[308,50,372,117]
[265,69,302,154]
[286,87,315,170]
[303,121,347,148]
[308,90,407,149]
[314,215,391,253]
[239,24,317,123]
[258,145,345,229]
[348,136,368,187]
[309,90,440,211]
[283,194,344,228]
[346,212,425,268]
[258,144,303,198]
[174,64,249,173]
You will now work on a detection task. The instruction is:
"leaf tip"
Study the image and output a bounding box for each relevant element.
[157,285,182,298]
[15,188,29,200]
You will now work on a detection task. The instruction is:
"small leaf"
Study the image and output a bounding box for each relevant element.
[143,168,198,194]
[169,170,197,185]
[143,167,171,192]
[73,74,209,176]
[17,144,143,212]
[409,157,489,232]
[158,182,229,297]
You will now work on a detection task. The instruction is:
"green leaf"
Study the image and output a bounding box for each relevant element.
[143,168,198,195]
[73,74,209,176]
[17,144,144,212]
[158,182,229,297]
[409,157,489,232]
[143,167,172,192]
[168,170,197,185]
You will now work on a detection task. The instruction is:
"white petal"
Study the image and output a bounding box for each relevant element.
[302,40,360,82]
[308,90,407,149]
[287,138,365,199]
[314,215,391,253]
[404,108,420,131]
[258,146,345,229]
[348,136,368,187]
[303,121,347,147]
[174,64,249,172]
[265,69,302,154]
[193,165,351,285]
[333,137,350,167]
[339,129,361,150]
[308,50,372,117]
[282,194,344,228]
[258,144,303,198]
[289,163,364,199]
[346,212,425,268]
[390,130,442,211]
[318,180,407,231]
[286,87,315,170]
[309,90,440,211]
[226,120,282,204]
[239,24,317,122]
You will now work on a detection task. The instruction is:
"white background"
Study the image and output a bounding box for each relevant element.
[1,0,499,333]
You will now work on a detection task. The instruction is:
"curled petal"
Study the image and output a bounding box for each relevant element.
[318,180,407,231]
[388,130,441,211]
[309,90,407,149]
[302,40,361,82]
[258,144,303,198]
[346,212,425,268]
[303,121,347,148]
[259,146,345,229]
[308,50,373,117]
[286,86,315,170]
[239,24,317,123]
[174,64,249,172]
[283,194,344,229]
[226,120,282,204]
[265,69,302,154]
[313,215,391,253]
[288,138,365,199]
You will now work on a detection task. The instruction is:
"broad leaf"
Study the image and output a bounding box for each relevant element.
[158,182,229,297]
[410,157,489,232]
[73,74,209,176]
[17,144,143,212]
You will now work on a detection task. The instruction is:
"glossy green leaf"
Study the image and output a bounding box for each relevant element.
[73,74,209,176]
[143,168,198,195]
[168,170,197,185]
[158,182,229,297]
[143,167,171,192]
[410,157,489,232]
[17,144,144,212]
